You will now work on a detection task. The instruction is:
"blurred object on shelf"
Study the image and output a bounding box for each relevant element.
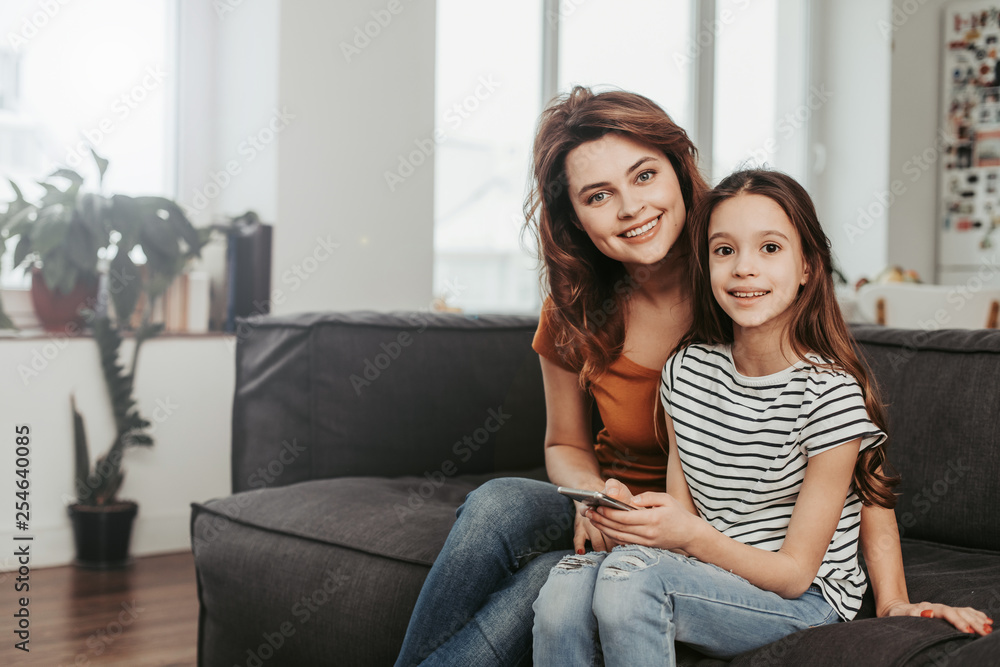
[855,282,1000,328]
[223,212,272,333]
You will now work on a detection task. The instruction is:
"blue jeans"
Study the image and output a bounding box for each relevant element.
[533,545,841,667]
[394,477,576,667]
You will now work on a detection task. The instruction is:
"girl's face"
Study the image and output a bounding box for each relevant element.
[564,133,686,271]
[707,193,809,338]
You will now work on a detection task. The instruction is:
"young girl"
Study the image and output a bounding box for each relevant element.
[532,169,991,665]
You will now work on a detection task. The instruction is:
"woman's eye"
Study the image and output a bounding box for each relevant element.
[588,192,607,204]
[763,243,780,253]
[637,170,655,183]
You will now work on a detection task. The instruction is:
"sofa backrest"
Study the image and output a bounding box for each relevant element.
[852,325,1000,552]
[231,312,1000,552]
[231,311,547,492]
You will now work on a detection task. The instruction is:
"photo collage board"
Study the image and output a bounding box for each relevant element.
[941,1,1000,261]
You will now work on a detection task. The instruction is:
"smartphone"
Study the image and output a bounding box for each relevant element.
[557,487,637,511]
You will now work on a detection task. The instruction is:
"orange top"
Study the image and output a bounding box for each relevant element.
[532,303,667,495]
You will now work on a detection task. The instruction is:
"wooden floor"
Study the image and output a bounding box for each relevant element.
[2,551,198,666]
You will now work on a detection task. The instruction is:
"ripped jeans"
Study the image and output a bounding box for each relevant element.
[532,545,840,667]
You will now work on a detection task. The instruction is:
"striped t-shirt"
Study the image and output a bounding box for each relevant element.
[660,343,886,620]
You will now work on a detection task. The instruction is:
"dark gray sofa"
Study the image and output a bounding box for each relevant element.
[190,312,1000,666]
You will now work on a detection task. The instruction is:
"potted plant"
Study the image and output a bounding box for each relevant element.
[1,150,205,567]
[67,314,158,568]
[0,151,111,331]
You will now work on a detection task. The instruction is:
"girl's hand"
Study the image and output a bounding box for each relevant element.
[882,600,993,636]
[586,485,699,550]
[573,502,617,553]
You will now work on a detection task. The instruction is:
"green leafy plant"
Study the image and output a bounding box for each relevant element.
[0,150,206,505]
[0,152,111,328]
[0,149,204,331]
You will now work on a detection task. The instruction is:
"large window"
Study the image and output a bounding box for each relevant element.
[435,0,807,314]
[433,0,543,315]
[0,0,176,288]
[559,0,693,131]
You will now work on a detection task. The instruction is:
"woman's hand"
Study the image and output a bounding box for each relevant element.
[571,478,635,553]
[881,600,993,636]
[586,482,699,551]
[573,502,617,553]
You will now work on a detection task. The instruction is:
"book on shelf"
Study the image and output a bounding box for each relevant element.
[124,269,210,334]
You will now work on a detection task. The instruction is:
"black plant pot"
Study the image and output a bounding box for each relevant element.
[67,501,138,569]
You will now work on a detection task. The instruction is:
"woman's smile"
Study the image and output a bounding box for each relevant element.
[620,214,661,240]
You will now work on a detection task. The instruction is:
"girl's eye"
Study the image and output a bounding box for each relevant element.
[762,243,780,253]
[637,170,655,183]
[712,246,733,256]
[588,192,608,204]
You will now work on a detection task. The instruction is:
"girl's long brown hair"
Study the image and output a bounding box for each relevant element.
[678,169,899,508]
[523,86,709,389]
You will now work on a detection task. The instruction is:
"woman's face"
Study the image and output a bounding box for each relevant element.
[564,133,686,271]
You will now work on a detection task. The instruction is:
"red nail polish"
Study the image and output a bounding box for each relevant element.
[967,626,975,633]
[576,549,585,555]
[985,626,992,634]
[920,610,933,618]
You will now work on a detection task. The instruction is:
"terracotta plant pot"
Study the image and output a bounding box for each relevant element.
[29,266,98,332]
[67,501,138,569]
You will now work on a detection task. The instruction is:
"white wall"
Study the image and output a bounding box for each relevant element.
[0,336,234,569]
[886,0,949,283]
[273,0,436,315]
[809,0,893,285]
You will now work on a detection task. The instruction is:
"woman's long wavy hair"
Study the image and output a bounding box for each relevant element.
[523,86,709,390]
[677,169,899,508]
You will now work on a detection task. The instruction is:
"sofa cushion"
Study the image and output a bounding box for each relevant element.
[678,537,1000,666]
[851,326,1000,552]
[191,469,547,667]
[231,312,549,493]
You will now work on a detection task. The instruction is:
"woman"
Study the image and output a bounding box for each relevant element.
[394,86,987,667]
